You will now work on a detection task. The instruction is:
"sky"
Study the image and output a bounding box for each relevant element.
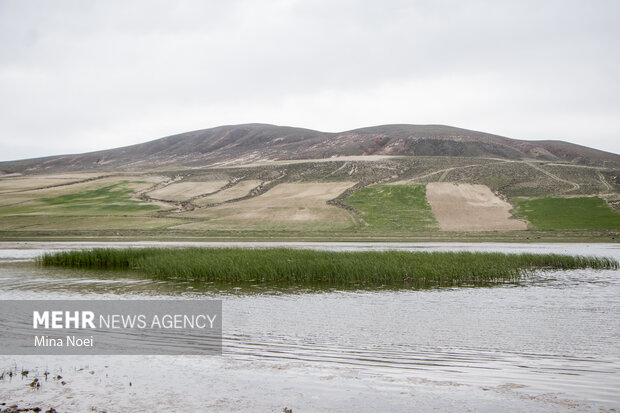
[0,0,619,162]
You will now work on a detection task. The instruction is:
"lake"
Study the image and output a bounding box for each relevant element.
[1,242,619,412]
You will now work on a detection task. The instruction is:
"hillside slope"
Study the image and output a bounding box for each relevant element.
[2,124,619,173]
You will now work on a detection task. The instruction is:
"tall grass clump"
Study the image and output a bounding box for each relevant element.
[39,248,619,288]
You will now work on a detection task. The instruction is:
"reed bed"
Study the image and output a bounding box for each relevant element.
[39,248,618,288]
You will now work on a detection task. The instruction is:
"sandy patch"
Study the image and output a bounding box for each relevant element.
[147,181,227,201]
[196,180,262,205]
[426,183,527,231]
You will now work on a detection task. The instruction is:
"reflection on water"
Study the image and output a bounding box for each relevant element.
[0,242,619,412]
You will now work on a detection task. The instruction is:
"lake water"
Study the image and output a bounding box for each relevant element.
[0,242,619,412]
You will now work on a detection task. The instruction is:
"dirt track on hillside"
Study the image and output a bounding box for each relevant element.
[426,183,527,231]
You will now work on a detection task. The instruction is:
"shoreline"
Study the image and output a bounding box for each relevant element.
[0,229,618,243]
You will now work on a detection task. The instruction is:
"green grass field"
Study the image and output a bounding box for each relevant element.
[345,184,438,231]
[40,247,618,288]
[514,197,620,230]
[40,182,159,214]
[0,181,159,217]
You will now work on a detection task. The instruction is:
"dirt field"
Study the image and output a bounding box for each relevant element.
[0,173,109,193]
[425,183,527,231]
[196,180,262,205]
[147,181,227,201]
[176,182,357,231]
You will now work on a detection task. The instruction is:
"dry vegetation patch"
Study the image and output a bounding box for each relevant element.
[147,181,227,201]
[196,180,262,205]
[176,182,357,231]
[0,173,109,193]
[0,215,184,231]
[426,183,527,231]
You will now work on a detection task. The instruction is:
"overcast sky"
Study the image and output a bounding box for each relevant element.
[0,0,618,161]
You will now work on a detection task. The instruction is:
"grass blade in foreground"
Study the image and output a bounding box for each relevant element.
[39,248,619,288]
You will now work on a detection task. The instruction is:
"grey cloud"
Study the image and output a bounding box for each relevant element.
[0,0,618,161]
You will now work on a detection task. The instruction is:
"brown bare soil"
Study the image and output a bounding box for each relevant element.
[426,183,528,231]
[175,182,356,231]
[0,173,110,193]
[196,180,262,205]
[146,181,227,201]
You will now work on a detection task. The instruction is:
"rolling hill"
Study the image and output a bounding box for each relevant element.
[1,124,619,174]
[0,123,618,240]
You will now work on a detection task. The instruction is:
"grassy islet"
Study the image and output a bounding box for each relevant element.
[39,247,618,288]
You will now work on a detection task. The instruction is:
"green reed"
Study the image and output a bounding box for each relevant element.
[39,248,618,287]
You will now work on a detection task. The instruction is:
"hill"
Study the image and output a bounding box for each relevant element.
[0,123,618,241]
[1,124,619,174]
